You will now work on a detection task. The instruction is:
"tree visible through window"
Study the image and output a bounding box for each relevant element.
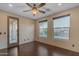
[39,20,48,37]
[53,15,70,40]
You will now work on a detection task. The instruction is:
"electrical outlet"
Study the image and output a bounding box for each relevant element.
[24,39,26,41]
[27,38,29,40]
[72,44,75,48]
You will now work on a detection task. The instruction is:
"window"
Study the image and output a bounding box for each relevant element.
[53,15,70,40]
[39,20,48,37]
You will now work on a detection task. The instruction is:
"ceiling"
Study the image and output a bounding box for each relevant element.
[0,3,79,20]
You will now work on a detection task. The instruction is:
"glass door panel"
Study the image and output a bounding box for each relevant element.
[9,18,17,44]
[8,16,19,47]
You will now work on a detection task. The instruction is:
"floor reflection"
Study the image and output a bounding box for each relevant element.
[37,46,49,56]
[0,42,79,56]
[8,47,19,56]
[0,48,8,56]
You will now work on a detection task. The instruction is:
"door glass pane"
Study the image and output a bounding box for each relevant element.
[9,18,17,44]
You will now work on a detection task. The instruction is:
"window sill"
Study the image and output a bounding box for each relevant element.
[52,38,69,42]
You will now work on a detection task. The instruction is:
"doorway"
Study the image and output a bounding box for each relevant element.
[7,16,19,48]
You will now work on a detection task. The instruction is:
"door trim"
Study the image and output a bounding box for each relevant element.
[7,16,19,48]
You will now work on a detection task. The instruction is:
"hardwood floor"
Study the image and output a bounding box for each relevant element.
[0,41,79,56]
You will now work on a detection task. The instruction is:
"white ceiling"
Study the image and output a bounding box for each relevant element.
[0,3,79,20]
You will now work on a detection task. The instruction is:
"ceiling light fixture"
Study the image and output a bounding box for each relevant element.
[58,3,62,6]
[32,7,38,16]
[23,3,46,16]
[9,4,13,7]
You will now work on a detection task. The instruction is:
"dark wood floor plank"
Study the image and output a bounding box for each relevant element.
[0,41,79,56]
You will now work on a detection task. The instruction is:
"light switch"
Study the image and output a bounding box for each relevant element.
[4,32,6,34]
[0,32,2,35]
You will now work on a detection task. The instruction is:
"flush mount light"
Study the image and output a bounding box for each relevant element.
[58,3,62,6]
[8,4,13,7]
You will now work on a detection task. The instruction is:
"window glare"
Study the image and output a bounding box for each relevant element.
[54,16,70,28]
[53,15,70,40]
[39,21,48,37]
[40,22,47,28]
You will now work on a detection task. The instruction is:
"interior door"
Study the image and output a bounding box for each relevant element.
[8,16,19,48]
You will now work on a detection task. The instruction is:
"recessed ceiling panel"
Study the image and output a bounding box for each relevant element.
[0,3,79,20]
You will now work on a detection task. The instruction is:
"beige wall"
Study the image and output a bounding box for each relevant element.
[19,17,34,44]
[0,10,34,49]
[0,12,7,49]
[35,7,79,53]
